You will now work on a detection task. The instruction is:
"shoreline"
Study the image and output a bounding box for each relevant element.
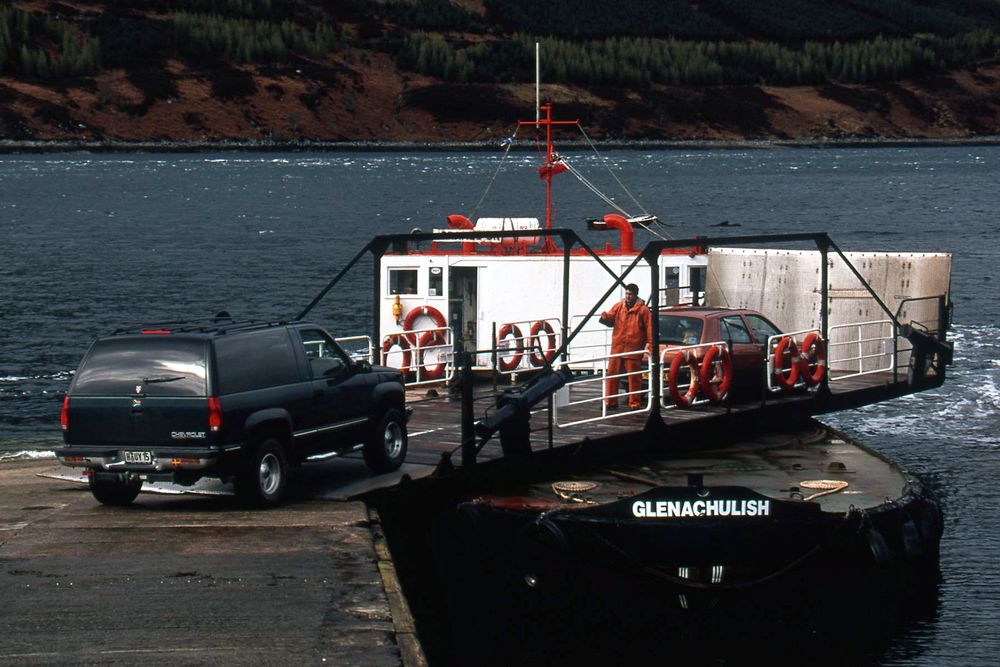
[4,135,1000,153]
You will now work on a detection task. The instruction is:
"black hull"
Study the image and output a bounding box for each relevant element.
[430,482,942,666]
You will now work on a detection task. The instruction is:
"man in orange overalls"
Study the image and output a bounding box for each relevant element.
[599,283,652,409]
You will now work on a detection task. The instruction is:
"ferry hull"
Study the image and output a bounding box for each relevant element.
[429,481,942,665]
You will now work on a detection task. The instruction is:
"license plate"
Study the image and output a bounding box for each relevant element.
[123,450,154,464]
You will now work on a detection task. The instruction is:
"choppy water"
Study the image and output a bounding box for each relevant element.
[1,146,998,664]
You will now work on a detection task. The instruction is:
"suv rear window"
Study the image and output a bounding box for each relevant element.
[73,337,208,396]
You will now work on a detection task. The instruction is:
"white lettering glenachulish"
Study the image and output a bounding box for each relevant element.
[632,499,771,518]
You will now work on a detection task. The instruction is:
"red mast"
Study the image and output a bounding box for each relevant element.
[519,103,577,253]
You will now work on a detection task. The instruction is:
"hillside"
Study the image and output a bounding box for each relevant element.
[2,0,1000,145]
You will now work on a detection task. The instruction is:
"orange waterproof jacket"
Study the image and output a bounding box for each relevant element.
[600,298,653,355]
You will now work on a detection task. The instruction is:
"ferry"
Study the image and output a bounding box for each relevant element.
[335,100,955,662]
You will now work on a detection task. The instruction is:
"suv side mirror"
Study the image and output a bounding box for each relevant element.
[354,359,372,372]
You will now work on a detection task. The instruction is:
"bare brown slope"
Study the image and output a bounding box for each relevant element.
[2,48,999,144]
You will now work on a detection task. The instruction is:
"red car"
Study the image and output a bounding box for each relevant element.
[658,306,785,404]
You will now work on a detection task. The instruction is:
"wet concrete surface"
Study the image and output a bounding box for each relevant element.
[0,460,409,665]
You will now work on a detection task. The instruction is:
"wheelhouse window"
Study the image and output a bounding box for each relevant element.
[428,266,443,296]
[389,268,418,295]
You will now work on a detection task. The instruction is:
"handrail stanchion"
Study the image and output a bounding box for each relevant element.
[647,247,662,418]
[818,236,832,397]
[458,349,476,467]
[491,321,498,393]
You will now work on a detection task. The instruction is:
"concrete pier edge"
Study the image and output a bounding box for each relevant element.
[368,506,429,667]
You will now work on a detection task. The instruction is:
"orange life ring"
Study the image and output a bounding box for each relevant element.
[699,345,733,403]
[402,305,447,344]
[497,323,524,372]
[667,350,701,408]
[528,320,557,367]
[773,336,800,391]
[416,330,447,380]
[798,332,827,385]
[381,334,412,376]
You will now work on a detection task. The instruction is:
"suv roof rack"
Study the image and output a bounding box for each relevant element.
[111,316,298,337]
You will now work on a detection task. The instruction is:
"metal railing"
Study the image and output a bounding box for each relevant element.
[658,342,725,409]
[380,326,454,387]
[765,328,820,392]
[493,318,562,375]
[552,348,652,427]
[334,335,374,364]
[825,320,902,381]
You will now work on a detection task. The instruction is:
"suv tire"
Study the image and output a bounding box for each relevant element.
[364,408,407,473]
[236,438,287,507]
[90,473,142,506]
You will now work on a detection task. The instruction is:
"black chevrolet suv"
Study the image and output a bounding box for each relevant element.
[56,319,408,507]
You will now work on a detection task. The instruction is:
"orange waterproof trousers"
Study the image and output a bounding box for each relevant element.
[605,356,645,408]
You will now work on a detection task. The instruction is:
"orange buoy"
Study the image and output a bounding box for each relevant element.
[773,336,800,391]
[528,320,557,367]
[497,323,524,372]
[668,350,701,408]
[700,345,733,402]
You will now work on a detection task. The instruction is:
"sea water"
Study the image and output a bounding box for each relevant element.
[1,147,998,664]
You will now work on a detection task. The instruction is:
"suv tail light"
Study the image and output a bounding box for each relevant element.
[207,397,222,433]
[61,396,70,431]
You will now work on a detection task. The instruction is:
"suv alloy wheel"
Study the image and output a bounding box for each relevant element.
[237,438,288,507]
[364,408,408,473]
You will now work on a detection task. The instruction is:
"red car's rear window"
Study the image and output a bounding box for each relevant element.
[659,315,704,345]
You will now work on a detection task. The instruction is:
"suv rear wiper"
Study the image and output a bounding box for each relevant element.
[142,375,186,384]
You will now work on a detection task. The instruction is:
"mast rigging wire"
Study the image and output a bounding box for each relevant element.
[469,125,520,222]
